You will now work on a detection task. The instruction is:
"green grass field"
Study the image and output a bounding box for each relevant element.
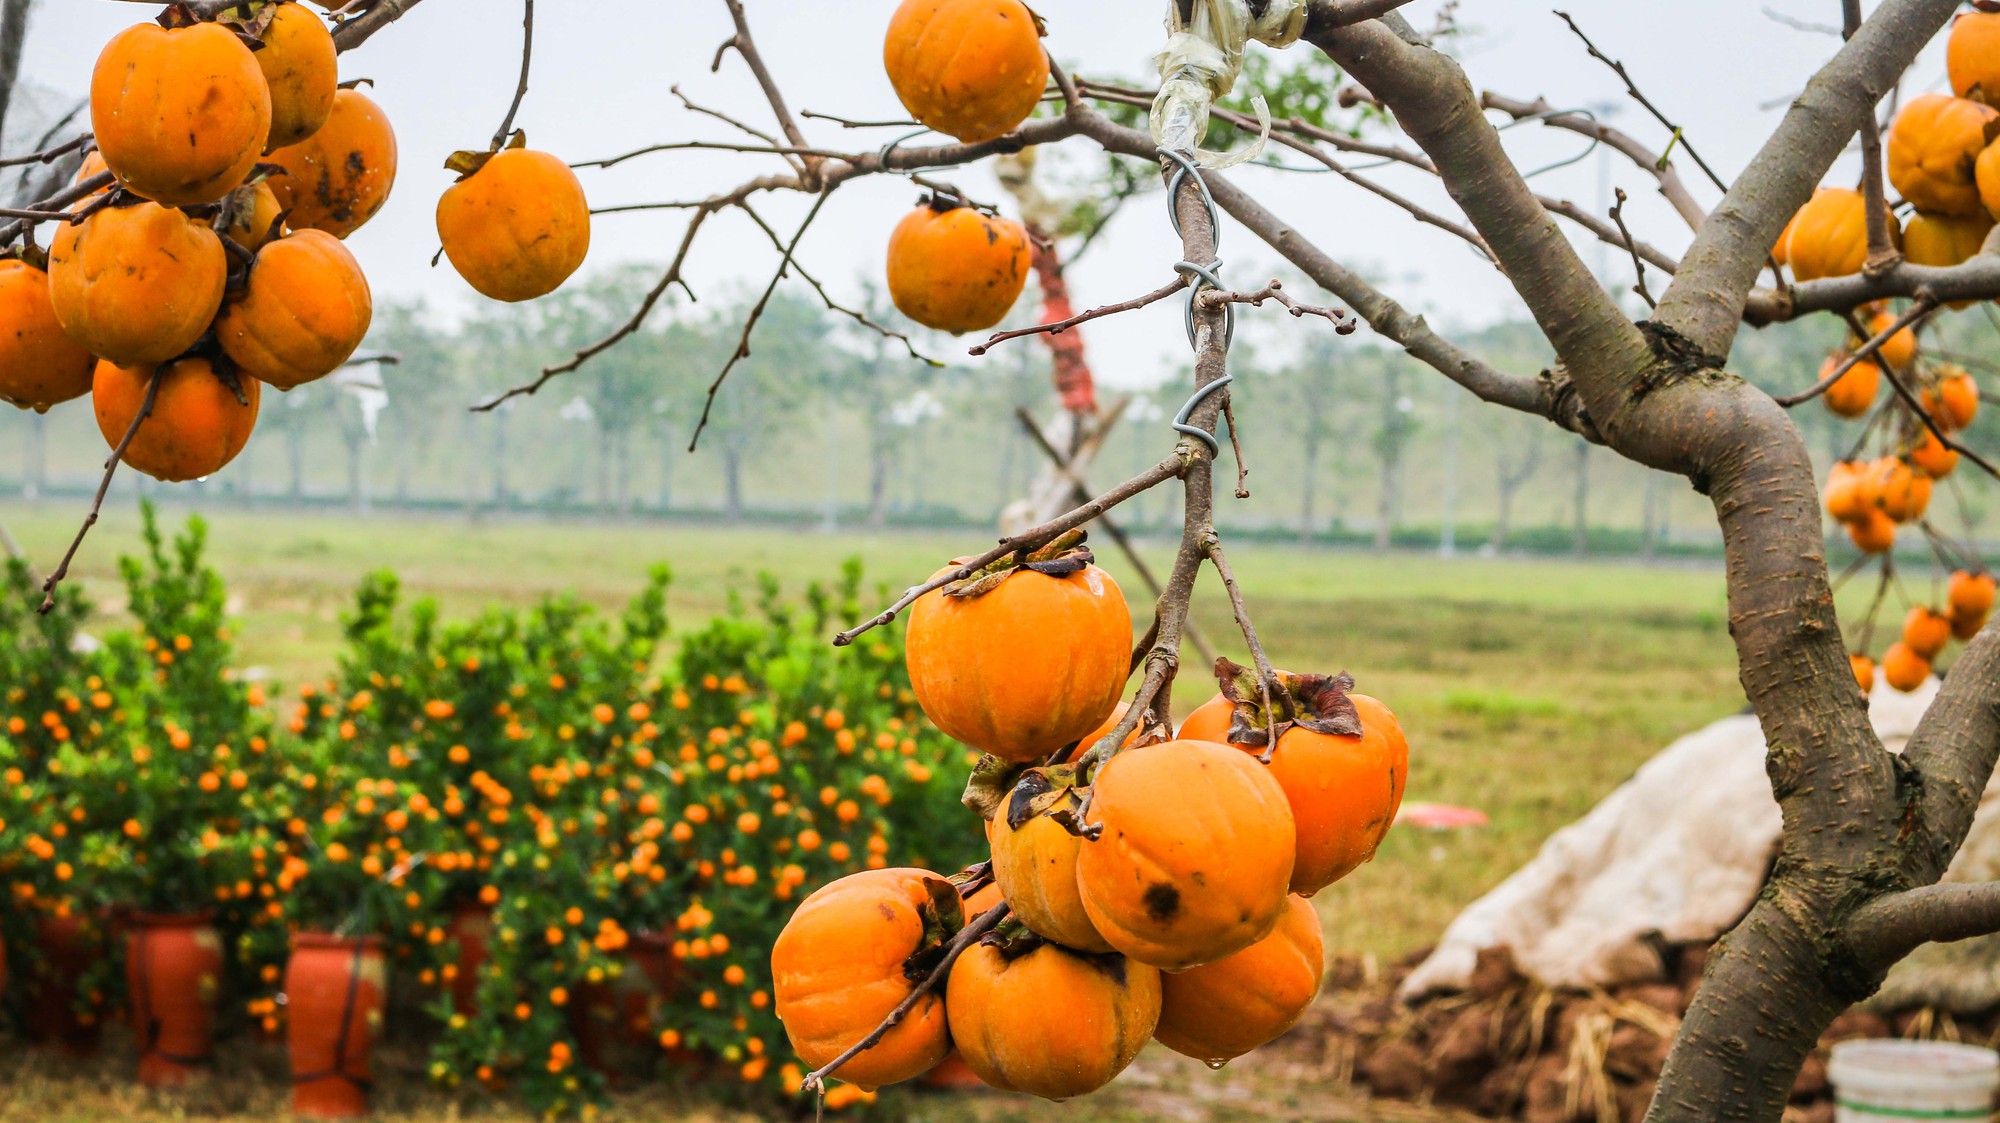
[0,499,1751,1121]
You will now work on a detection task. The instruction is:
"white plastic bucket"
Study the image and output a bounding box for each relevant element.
[1828,1039,2000,1122]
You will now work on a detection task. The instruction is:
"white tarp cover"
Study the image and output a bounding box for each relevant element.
[1401,680,1955,1000]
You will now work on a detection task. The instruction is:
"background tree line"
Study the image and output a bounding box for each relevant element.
[2,264,1993,557]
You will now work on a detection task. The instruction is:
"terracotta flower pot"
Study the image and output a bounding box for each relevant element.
[286,933,388,1120]
[572,933,681,1080]
[126,911,223,1087]
[24,912,106,1057]
[447,903,492,1018]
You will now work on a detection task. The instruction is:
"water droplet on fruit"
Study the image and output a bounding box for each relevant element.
[1205,1059,1229,1071]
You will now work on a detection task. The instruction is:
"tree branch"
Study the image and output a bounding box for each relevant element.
[1773,297,1936,408]
[41,368,162,613]
[489,0,533,151]
[1480,91,1707,231]
[715,0,819,188]
[971,276,1188,356]
[330,0,424,52]
[1308,19,1656,410]
[833,455,1188,647]
[1899,627,2000,882]
[1653,0,1958,357]
[1850,882,2000,971]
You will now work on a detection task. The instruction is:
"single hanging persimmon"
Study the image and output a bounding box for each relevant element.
[1784,189,1880,281]
[886,197,1031,334]
[47,202,227,367]
[771,868,962,1090]
[93,358,261,483]
[90,22,271,206]
[1823,460,1880,523]
[904,532,1130,762]
[1881,641,1931,693]
[1950,570,1996,640]
[1848,308,1919,372]
[1847,508,1898,555]
[1179,660,1409,896]
[1820,354,1881,419]
[944,932,1159,1100]
[1154,894,1325,1065]
[1950,8,2000,106]
[985,768,1114,953]
[1903,213,1993,307]
[436,140,591,302]
[1075,739,1295,971]
[0,258,97,413]
[1924,368,1981,430]
[1886,93,2000,217]
[1909,429,1961,480]
[268,88,398,239]
[1951,570,1997,622]
[215,230,373,391]
[1904,606,1954,661]
[1874,457,1934,523]
[885,0,1050,144]
[1851,653,1877,695]
[213,181,285,251]
[255,2,339,151]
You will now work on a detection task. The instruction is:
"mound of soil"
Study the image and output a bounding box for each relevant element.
[1276,943,2000,1123]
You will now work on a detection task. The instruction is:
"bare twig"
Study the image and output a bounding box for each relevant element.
[735,199,939,366]
[1775,298,1936,407]
[1551,12,1728,194]
[0,169,110,246]
[1304,0,1423,28]
[799,110,919,129]
[1014,407,1218,669]
[971,276,1188,356]
[686,189,834,451]
[715,0,820,188]
[0,132,88,169]
[834,455,1189,646]
[330,0,425,52]
[1845,0,1899,274]
[1609,188,1654,307]
[1836,307,2000,480]
[1199,279,1357,331]
[672,84,791,155]
[799,902,1008,1092]
[490,0,533,151]
[40,368,162,613]
[475,176,800,412]
[1204,535,1282,762]
[1481,90,1707,231]
[1221,394,1249,499]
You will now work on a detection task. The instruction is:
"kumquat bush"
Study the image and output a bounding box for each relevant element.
[0,506,983,1116]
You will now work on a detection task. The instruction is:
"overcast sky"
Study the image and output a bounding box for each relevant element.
[12,1,1954,391]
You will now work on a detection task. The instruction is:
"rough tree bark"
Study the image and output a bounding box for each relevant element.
[1297,5,1999,1120]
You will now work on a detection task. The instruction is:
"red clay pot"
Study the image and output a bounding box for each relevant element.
[447,904,491,1018]
[126,911,223,1087]
[286,933,387,1120]
[23,912,107,1056]
[572,933,682,1079]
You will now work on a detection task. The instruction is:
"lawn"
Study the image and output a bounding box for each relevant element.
[0,499,1752,1121]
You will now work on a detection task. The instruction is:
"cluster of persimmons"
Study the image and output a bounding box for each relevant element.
[770,535,1409,1099]
[1775,8,1999,696]
[0,2,589,483]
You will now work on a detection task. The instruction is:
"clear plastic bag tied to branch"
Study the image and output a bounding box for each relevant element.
[1150,0,1305,167]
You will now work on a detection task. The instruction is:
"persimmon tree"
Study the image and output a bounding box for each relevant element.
[4,1,2000,1121]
